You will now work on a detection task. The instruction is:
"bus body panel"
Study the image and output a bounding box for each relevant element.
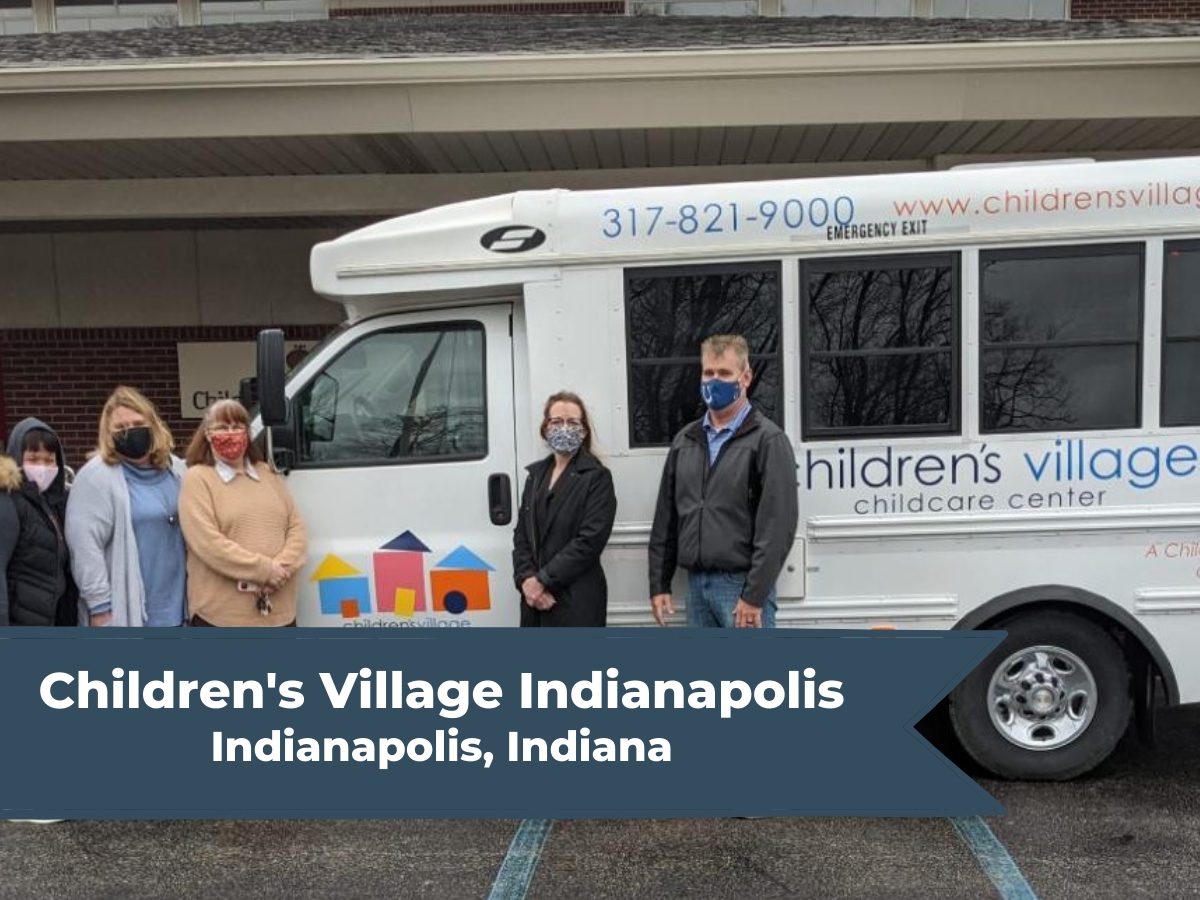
[277,156,1200,711]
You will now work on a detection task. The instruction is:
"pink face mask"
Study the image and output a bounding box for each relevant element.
[22,463,58,494]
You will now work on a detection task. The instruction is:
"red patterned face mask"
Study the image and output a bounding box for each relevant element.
[210,432,249,463]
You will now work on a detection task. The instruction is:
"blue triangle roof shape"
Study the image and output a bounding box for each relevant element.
[435,545,495,572]
[379,530,431,553]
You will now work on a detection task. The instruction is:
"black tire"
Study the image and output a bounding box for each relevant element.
[949,611,1132,781]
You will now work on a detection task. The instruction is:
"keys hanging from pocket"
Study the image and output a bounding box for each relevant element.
[256,591,273,617]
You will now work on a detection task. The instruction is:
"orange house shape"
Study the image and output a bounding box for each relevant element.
[430,545,494,615]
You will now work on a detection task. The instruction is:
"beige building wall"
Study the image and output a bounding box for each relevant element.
[0,227,343,329]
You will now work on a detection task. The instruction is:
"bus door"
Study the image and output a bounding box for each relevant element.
[283,304,519,627]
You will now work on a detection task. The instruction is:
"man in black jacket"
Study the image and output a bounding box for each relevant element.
[648,335,798,628]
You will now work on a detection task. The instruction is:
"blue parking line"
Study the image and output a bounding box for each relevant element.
[951,816,1039,900]
[487,819,554,900]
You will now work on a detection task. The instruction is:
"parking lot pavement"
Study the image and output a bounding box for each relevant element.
[2,704,1198,900]
[983,703,1200,900]
[526,818,993,900]
[0,820,517,900]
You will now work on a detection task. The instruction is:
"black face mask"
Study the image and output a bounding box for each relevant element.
[113,426,153,461]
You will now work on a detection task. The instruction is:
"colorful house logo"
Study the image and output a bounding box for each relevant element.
[313,533,495,619]
[373,531,430,618]
[311,555,372,619]
[431,545,494,615]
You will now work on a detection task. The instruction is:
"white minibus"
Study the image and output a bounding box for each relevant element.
[250,155,1200,779]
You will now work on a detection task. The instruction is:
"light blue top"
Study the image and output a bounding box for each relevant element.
[65,455,187,626]
[121,463,187,627]
[702,402,752,466]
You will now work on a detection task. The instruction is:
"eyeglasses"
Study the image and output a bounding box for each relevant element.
[547,417,584,429]
[111,424,147,436]
[208,423,248,434]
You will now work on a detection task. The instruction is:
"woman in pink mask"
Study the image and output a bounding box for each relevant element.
[179,399,307,627]
[1,418,77,626]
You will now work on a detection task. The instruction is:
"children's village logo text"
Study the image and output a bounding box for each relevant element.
[310,530,494,627]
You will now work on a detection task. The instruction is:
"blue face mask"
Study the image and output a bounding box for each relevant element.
[700,378,741,412]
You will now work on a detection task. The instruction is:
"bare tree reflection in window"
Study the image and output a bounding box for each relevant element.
[806,261,954,431]
[978,248,1142,433]
[626,266,781,445]
[980,297,1073,431]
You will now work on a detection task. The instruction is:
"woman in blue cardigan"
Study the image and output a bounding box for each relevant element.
[66,386,188,628]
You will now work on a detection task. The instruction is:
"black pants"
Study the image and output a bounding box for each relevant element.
[55,594,79,627]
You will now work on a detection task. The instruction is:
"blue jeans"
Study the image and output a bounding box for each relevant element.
[686,570,777,628]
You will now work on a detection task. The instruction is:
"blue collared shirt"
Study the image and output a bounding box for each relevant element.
[702,402,752,466]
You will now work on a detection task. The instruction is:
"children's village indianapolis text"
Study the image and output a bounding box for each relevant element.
[38,668,845,768]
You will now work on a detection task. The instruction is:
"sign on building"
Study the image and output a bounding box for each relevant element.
[177,341,313,419]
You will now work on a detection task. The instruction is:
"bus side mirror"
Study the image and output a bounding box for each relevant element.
[257,329,288,427]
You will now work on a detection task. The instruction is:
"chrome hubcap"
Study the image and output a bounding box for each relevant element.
[988,644,1097,751]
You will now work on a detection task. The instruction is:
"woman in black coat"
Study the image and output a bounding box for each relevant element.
[1,418,77,626]
[512,392,617,627]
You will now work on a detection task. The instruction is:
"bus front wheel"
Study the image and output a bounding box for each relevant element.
[949,612,1132,780]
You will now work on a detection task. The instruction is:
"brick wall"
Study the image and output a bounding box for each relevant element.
[1072,0,1200,17]
[0,325,335,469]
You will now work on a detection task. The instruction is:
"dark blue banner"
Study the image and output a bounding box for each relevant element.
[0,628,1003,819]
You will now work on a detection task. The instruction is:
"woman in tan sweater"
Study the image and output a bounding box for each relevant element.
[179,399,306,627]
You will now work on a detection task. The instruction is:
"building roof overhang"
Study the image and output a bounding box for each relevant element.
[0,15,1198,221]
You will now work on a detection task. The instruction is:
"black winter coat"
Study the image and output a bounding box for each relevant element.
[647,407,798,608]
[0,458,77,626]
[512,450,617,627]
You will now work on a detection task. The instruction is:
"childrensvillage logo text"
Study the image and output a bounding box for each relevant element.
[805,438,1200,516]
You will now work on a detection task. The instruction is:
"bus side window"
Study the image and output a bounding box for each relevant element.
[980,244,1143,433]
[800,253,959,440]
[1162,241,1200,428]
[624,262,784,448]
